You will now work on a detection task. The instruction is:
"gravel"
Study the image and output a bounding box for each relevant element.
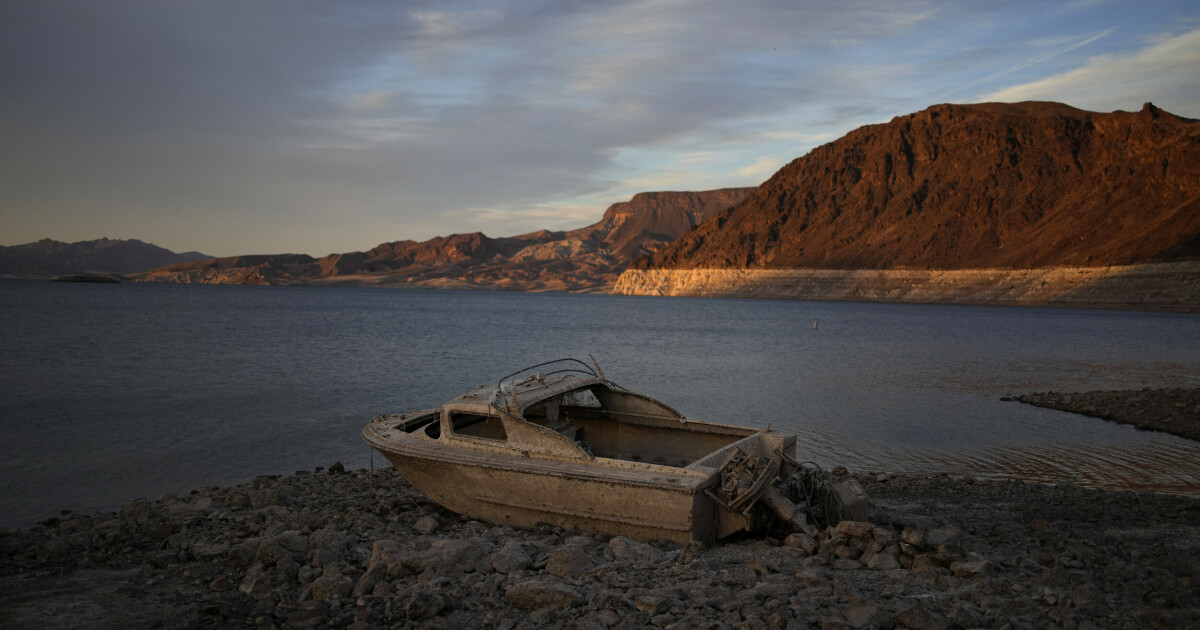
[1013,387,1200,442]
[2,464,1197,629]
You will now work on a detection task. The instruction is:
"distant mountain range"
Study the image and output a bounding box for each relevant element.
[632,102,1200,271]
[132,188,754,291]
[14,101,1199,305]
[0,238,210,277]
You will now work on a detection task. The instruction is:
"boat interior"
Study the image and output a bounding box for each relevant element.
[404,383,758,468]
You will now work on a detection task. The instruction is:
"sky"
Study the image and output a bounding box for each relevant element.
[2,1,1198,257]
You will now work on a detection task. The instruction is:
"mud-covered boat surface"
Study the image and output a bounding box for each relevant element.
[362,359,861,544]
[2,465,1197,629]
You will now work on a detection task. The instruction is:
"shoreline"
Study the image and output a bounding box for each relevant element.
[1012,387,1200,442]
[3,465,1197,628]
[613,262,1200,313]
[10,269,1200,313]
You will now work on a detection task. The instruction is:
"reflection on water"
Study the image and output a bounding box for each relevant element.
[1,280,1199,527]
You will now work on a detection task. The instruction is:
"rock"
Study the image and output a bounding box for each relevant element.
[843,602,883,628]
[118,498,156,525]
[900,528,926,549]
[190,541,231,562]
[925,525,960,548]
[866,552,900,571]
[312,574,354,600]
[298,564,321,584]
[950,559,993,578]
[505,580,585,610]
[239,564,271,595]
[608,536,664,564]
[11,462,1200,629]
[287,600,330,627]
[834,545,861,560]
[634,593,670,614]
[413,514,439,535]
[403,588,446,621]
[835,521,874,540]
[353,539,405,596]
[545,546,594,578]
[910,554,943,573]
[784,533,818,555]
[490,541,534,574]
[721,566,759,587]
[256,530,310,566]
[893,603,951,630]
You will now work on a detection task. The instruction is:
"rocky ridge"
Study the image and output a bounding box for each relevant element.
[132,189,753,292]
[0,238,210,277]
[634,102,1200,272]
[2,465,1197,629]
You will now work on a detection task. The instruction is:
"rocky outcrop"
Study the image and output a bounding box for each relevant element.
[616,102,1200,309]
[635,102,1200,272]
[0,238,211,277]
[613,261,1200,311]
[133,188,753,291]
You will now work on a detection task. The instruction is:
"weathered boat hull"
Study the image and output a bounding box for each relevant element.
[363,422,793,544]
[379,450,713,544]
[362,359,856,544]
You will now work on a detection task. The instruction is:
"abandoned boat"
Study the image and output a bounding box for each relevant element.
[362,358,865,544]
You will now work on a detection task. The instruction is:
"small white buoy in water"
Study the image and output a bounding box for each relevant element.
[813,320,819,330]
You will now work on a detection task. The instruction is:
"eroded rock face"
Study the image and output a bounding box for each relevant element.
[612,262,1200,312]
[635,102,1200,271]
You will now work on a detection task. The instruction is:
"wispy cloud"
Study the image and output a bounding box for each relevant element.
[982,26,1200,111]
[941,29,1113,100]
[1,1,1197,255]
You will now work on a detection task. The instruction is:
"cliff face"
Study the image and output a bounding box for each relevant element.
[133,188,753,291]
[634,102,1200,271]
[0,238,210,277]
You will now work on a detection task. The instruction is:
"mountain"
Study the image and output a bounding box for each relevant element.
[631,102,1200,271]
[0,238,212,277]
[133,188,753,291]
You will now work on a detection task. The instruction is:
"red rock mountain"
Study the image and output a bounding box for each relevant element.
[134,188,753,290]
[633,102,1200,271]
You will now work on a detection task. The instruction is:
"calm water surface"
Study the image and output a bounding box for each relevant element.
[2,279,1199,527]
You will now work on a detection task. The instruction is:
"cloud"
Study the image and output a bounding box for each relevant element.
[981,26,1200,113]
[1,1,1197,255]
[736,157,788,182]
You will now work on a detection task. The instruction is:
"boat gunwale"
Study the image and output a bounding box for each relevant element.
[362,421,762,487]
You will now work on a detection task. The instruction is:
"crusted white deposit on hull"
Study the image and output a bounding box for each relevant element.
[362,358,866,545]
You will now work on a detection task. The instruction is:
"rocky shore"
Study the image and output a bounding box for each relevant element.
[3,464,1197,629]
[1014,387,1200,442]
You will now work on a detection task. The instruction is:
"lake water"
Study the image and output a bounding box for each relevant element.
[2,279,1199,528]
